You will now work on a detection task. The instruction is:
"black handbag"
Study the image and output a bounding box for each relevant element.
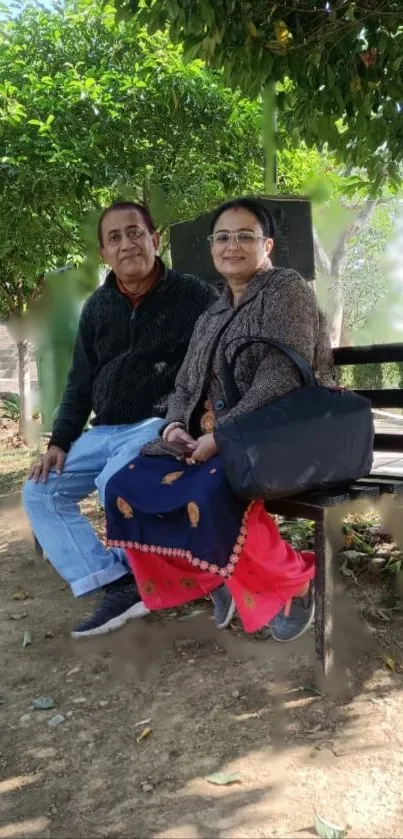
[214,337,374,500]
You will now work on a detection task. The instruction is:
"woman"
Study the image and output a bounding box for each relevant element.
[104,197,334,641]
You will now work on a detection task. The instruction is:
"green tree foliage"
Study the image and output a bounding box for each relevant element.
[0,0,270,430]
[0,0,272,324]
[120,0,403,190]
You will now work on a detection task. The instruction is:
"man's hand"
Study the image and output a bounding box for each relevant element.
[187,433,218,464]
[29,446,66,483]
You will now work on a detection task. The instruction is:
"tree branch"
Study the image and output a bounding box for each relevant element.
[313,226,331,276]
[330,198,377,276]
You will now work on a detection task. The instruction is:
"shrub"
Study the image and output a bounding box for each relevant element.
[0,392,20,421]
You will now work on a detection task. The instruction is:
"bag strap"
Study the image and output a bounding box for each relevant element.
[203,309,241,384]
[221,336,317,407]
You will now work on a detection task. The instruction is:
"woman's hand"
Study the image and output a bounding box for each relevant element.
[165,426,196,448]
[187,433,218,464]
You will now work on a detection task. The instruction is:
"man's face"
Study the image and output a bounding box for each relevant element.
[100,208,159,284]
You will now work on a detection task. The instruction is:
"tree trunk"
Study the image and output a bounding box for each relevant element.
[17,339,31,439]
[262,82,277,194]
[313,199,377,347]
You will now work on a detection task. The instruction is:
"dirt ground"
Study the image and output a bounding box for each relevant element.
[1,438,403,839]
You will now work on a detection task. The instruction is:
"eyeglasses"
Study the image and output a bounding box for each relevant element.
[207,231,267,247]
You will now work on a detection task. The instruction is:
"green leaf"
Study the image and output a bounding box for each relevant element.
[22,630,32,648]
[314,813,349,839]
[182,38,204,63]
[206,773,242,786]
[200,1,215,28]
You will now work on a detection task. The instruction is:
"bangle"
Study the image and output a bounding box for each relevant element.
[162,422,185,442]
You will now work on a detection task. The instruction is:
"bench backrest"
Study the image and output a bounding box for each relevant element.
[333,343,403,453]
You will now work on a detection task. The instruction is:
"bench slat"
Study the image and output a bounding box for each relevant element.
[356,389,403,408]
[334,344,403,365]
[264,476,402,519]
[374,433,403,452]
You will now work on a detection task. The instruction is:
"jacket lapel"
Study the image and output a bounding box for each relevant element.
[208,268,278,317]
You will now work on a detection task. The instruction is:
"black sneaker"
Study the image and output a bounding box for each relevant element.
[71,577,149,639]
[270,581,315,643]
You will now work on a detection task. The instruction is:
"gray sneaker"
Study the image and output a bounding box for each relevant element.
[211,585,236,629]
[270,582,315,643]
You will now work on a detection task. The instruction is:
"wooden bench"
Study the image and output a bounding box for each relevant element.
[266,342,403,676]
[33,344,403,676]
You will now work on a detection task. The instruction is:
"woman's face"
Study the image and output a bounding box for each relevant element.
[210,207,273,283]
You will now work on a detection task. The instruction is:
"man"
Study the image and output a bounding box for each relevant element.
[23,200,225,638]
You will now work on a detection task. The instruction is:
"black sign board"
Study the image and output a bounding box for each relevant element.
[170,196,314,288]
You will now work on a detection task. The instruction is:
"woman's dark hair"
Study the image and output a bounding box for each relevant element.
[98,200,156,245]
[210,197,275,239]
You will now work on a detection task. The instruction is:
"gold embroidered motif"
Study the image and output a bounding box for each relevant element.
[180,577,196,589]
[243,592,256,610]
[141,580,156,596]
[116,497,134,519]
[187,501,200,528]
[200,399,215,434]
[161,470,185,486]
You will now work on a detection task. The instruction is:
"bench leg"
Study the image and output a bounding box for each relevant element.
[33,533,44,558]
[314,511,335,680]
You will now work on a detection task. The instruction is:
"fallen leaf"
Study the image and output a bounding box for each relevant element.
[66,666,81,677]
[302,683,323,697]
[22,630,32,648]
[141,782,153,792]
[314,813,349,839]
[206,772,241,786]
[340,560,356,579]
[136,726,152,744]
[9,613,28,621]
[134,718,152,728]
[32,696,56,710]
[12,590,29,601]
[382,655,396,672]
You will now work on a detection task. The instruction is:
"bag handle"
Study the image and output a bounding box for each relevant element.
[221,336,317,407]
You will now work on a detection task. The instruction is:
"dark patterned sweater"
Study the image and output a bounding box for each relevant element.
[49,265,218,452]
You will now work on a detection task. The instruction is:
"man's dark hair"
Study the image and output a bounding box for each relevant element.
[210,197,275,239]
[98,201,156,245]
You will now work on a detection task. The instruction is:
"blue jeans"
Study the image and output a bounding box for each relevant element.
[22,419,163,597]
